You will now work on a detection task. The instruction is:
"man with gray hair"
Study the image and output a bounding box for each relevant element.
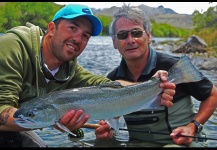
[95,3,217,147]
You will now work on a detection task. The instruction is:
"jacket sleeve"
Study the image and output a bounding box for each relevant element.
[0,34,24,113]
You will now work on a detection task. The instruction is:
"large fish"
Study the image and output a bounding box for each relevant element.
[13,55,204,136]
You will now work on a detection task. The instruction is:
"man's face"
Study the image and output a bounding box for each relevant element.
[48,16,92,63]
[113,17,151,61]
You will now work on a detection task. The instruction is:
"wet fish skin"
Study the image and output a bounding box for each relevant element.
[13,55,204,133]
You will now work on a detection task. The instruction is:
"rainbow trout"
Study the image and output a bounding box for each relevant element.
[14,55,204,136]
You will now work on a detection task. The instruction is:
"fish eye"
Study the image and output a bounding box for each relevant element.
[26,111,35,117]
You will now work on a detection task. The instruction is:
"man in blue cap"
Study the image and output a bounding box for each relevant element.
[0,4,175,147]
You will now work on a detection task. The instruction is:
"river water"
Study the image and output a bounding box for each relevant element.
[34,36,217,147]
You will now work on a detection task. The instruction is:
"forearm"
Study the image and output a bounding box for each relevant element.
[0,106,30,131]
[115,80,138,86]
[194,85,217,124]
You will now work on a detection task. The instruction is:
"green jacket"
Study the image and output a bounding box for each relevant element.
[0,22,111,113]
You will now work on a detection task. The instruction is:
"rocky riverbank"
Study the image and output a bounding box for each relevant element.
[151,35,217,72]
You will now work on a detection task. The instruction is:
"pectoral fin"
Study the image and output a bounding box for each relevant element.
[55,121,77,137]
[106,118,120,135]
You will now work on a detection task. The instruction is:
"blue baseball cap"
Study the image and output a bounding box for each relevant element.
[52,4,102,36]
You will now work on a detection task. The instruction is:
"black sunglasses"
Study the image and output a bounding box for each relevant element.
[40,47,70,82]
[115,29,146,40]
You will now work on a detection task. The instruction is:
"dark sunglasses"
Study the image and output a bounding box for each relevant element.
[40,47,70,82]
[115,29,146,40]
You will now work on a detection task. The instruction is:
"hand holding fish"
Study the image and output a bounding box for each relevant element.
[152,70,176,107]
[53,109,89,133]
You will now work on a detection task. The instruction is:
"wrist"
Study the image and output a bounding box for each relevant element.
[190,120,203,133]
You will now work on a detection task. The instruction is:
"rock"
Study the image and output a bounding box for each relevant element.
[172,35,208,53]
[156,45,164,50]
[151,39,157,46]
[200,58,217,71]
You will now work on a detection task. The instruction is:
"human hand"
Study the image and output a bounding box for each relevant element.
[170,124,195,146]
[95,120,114,139]
[54,109,89,132]
[153,70,176,107]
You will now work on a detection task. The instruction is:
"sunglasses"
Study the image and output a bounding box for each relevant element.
[40,48,70,82]
[115,29,146,40]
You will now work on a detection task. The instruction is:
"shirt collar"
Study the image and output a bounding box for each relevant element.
[141,46,157,75]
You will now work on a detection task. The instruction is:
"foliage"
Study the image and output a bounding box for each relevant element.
[190,27,217,57]
[151,21,191,38]
[96,15,112,35]
[192,5,217,55]
[192,6,217,31]
[0,2,62,32]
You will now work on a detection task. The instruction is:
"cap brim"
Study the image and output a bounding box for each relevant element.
[62,14,102,36]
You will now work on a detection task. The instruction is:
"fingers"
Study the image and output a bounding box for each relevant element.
[98,120,108,126]
[56,109,89,132]
[162,87,176,97]
[161,90,174,107]
[153,70,168,81]
[160,81,176,89]
[153,71,176,108]
[95,122,113,139]
[160,83,176,107]
[161,97,173,107]
[60,109,76,125]
[170,127,193,146]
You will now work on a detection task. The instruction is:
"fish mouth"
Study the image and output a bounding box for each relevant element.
[14,115,37,129]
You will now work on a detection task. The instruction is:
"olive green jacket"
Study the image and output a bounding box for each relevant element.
[0,22,111,113]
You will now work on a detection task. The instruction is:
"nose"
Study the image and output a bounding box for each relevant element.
[72,32,82,43]
[127,32,136,43]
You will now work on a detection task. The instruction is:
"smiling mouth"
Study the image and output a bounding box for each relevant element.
[67,44,75,50]
[126,47,138,51]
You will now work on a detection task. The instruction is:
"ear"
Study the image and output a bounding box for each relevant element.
[112,39,117,49]
[147,33,152,44]
[47,22,55,36]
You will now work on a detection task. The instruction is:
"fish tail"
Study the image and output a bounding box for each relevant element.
[168,55,204,84]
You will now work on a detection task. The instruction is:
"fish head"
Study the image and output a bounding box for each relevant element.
[13,102,58,129]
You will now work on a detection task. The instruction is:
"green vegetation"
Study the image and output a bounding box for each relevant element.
[191,6,217,56]
[151,20,191,38]
[96,15,112,35]
[0,2,216,55]
[0,2,62,31]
